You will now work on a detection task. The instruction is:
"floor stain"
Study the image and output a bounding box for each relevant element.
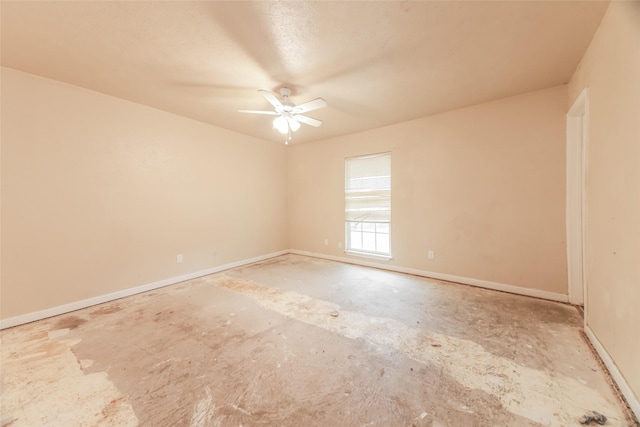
[52,315,87,330]
[0,322,137,426]
[91,305,123,315]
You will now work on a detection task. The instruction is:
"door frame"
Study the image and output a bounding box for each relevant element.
[566,88,589,313]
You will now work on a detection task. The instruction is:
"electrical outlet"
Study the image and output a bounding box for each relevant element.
[428,250,435,259]
[338,242,342,249]
[324,238,329,246]
[177,254,183,263]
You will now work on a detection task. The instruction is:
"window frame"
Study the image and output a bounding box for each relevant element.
[344,152,392,260]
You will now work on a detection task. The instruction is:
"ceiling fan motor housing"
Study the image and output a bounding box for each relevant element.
[279,87,295,112]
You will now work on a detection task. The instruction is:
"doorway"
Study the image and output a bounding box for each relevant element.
[566,88,589,310]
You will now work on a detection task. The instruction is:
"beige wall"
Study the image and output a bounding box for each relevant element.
[568,1,640,403]
[1,67,287,319]
[288,86,568,294]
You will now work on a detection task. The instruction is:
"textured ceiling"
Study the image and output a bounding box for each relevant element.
[1,1,608,144]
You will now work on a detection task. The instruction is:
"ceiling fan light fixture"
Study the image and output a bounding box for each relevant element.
[287,117,301,132]
[273,116,288,134]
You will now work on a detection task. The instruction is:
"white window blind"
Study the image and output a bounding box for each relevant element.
[345,153,391,256]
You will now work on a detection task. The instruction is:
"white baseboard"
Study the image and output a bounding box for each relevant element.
[2,248,568,329]
[584,325,640,421]
[289,249,569,303]
[0,250,288,330]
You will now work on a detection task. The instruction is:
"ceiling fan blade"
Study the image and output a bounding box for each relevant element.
[258,90,283,109]
[293,97,327,114]
[293,115,323,127]
[238,109,279,115]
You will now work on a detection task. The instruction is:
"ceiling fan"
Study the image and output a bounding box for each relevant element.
[239,87,327,144]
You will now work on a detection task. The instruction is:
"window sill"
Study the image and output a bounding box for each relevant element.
[344,250,393,261]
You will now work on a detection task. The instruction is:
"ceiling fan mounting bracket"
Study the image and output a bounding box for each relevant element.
[279,87,292,98]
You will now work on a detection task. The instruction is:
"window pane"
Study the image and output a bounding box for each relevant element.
[350,231,362,250]
[376,223,390,233]
[376,233,390,253]
[362,222,375,232]
[362,232,376,251]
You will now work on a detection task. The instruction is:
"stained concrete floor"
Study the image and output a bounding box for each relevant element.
[1,254,636,426]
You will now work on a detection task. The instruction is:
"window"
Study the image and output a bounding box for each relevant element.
[345,153,391,258]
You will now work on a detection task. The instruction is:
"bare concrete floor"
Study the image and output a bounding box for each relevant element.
[1,254,636,426]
